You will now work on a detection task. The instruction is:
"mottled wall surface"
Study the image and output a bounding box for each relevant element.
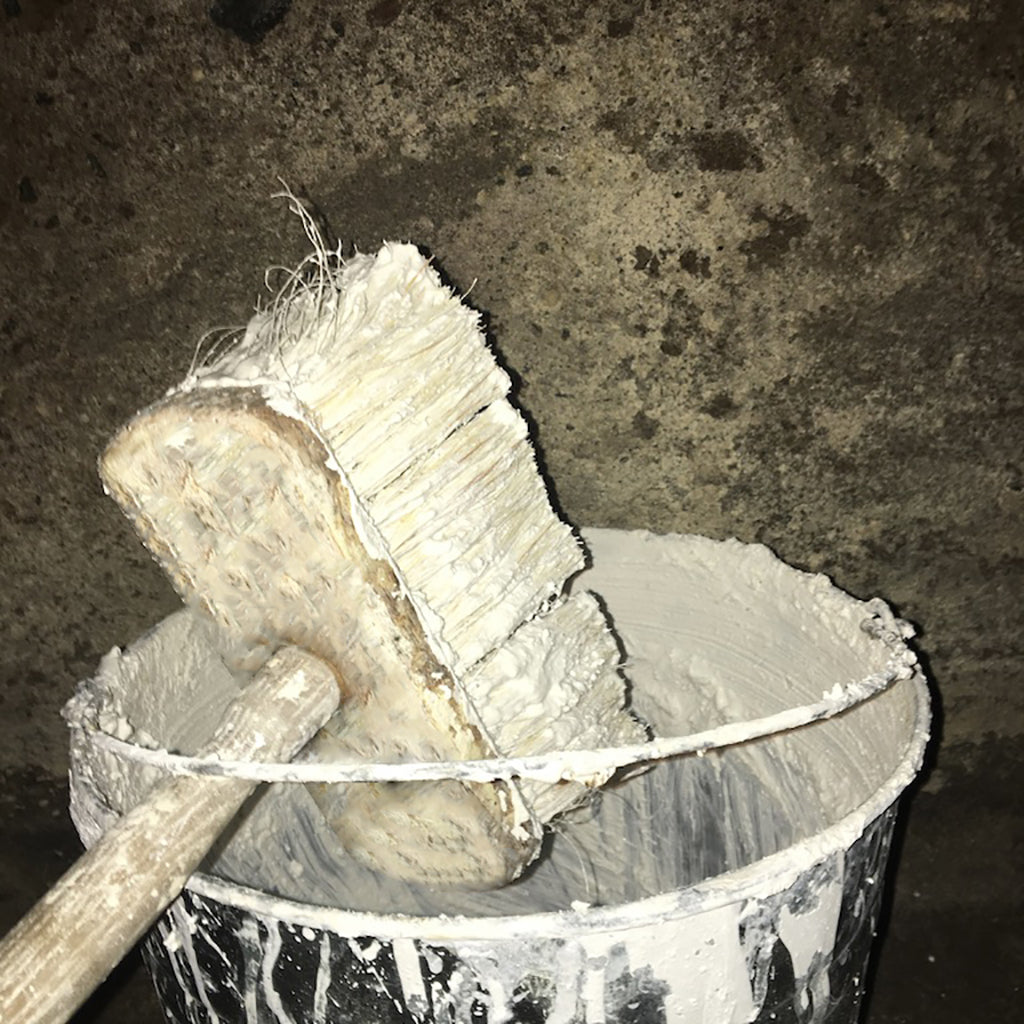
[3,0,1019,768]
[0,0,1021,1019]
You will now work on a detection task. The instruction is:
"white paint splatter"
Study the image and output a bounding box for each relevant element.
[393,938,428,1019]
[777,856,845,1021]
[312,932,330,1023]
[154,915,199,1019]
[236,916,261,1021]
[169,898,222,1024]
[581,957,607,1023]
[261,922,296,1024]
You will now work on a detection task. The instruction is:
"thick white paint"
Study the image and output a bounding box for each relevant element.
[67,528,931,1023]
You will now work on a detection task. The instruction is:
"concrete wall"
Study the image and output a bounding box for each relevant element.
[3,0,1019,772]
[1,2,1021,1018]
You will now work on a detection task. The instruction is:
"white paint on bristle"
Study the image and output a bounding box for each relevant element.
[99,202,647,889]
[184,237,585,680]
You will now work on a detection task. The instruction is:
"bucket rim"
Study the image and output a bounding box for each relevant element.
[182,667,930,941]
[74,531,920,787]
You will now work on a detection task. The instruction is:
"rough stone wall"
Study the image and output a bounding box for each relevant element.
[2,2,1021,1021]
[3,0,1020,773]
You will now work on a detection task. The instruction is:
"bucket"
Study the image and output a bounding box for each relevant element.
[65,529,930,1023]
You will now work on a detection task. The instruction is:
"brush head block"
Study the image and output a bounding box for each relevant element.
[101,238,646,889]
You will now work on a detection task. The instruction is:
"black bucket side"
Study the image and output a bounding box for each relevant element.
[139,798,902,1024]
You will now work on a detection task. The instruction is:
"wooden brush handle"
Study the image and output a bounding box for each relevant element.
[0,647,340,1024]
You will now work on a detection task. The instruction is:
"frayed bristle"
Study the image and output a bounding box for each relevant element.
[100,213,647,888]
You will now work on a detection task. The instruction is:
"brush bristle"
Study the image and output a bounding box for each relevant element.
[464,591,650,820]
[102,236,647,887]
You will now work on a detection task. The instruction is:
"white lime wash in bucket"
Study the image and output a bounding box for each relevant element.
[66,529,930,1023]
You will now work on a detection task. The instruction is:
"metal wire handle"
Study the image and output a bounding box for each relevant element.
[86,606,918,786]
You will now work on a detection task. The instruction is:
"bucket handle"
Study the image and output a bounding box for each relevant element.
[84,603,918,786]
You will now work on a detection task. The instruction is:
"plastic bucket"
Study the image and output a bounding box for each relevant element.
[66,529,930,1023]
